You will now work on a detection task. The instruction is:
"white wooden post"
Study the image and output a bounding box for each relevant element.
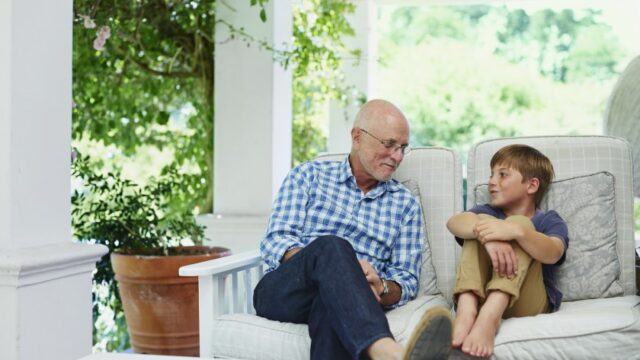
[200,1,293,252]
[0,1,107,359]
[213,1,293,216]
[328,0,377,153]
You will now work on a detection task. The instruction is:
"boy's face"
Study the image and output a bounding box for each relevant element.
[488,164,535,211]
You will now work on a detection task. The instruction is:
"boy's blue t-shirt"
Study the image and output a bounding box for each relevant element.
[463,204,569,312]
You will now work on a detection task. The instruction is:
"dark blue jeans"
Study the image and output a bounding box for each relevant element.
[253,236,394,360]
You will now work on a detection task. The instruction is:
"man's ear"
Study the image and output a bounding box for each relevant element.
[351,127,361,147]
[527,177,540,195]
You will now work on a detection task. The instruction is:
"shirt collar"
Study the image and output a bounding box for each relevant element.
[338,156,402,194]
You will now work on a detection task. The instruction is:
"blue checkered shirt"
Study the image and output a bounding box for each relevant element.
[260,157,424,306]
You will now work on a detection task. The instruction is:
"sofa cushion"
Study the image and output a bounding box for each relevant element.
[544,172,622,300]
[211,314,309,360]
[210,295,450,360]
[489,296,640,360]
[401,179,439,296]
[474,171,623,300]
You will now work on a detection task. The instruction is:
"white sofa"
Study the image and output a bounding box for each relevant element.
[180,136,640,359]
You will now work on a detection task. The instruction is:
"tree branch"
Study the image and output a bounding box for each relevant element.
[114,43,196,78]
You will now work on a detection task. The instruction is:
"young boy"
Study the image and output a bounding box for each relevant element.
[447,144,569,358]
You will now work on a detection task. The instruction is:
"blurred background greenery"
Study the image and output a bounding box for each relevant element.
[377,3,635,159]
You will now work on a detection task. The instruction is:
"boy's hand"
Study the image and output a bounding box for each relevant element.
[484,241,518,278]
[474,218,523,244]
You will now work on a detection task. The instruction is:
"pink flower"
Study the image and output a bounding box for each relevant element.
[93,26,111,51]
[79,15,96,29]
[93,38,106,51]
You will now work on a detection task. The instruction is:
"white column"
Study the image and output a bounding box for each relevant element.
[0,1,107,359]
[214,1,293,216]
[328,0,377,153]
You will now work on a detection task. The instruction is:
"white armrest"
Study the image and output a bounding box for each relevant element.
[179,249,262,277]
[179,249,266,358]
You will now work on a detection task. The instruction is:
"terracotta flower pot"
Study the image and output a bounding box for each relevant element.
[111,246,231,356]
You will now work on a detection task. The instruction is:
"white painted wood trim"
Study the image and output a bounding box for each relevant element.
[179,250,261,277]
[0,242,108,287]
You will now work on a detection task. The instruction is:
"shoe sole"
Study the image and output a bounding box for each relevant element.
[403,307,452,360]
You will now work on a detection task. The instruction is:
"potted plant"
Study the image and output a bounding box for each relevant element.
[71,153,230,356]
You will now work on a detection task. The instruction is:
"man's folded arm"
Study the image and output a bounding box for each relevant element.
[384,205,423,308]
[260,166,310,269]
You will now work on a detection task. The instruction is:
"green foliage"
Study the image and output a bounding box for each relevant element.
[565,24,626,82]
[292,117,327,166]
[73,0,357,205]
[381,6,468,48]
[72,152,205,350]
[250,0,270,22]
[292,0,359,79]
[384,5,626,85]
[290,0,359,164]
[73,0,216,214]
[93,290,130,352]
[494,7,625,83]
[378,40,521,156]
[379,5,628,157]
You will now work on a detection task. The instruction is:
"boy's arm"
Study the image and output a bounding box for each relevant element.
[513,228,565,264]
[446,212,481,239]
[475,218,565,264]
[446,212,496,239]
[448,212,519,277]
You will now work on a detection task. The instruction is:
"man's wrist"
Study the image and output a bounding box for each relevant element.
[380,278,390,296]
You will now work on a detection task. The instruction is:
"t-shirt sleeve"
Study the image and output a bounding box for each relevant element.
[468,204,501,217]
[536,210,569,265]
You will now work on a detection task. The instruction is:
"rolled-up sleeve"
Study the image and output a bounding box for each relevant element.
[384,200,423,307]
[260,165,309,270]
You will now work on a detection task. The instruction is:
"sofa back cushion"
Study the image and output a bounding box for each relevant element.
[474,171,623,300]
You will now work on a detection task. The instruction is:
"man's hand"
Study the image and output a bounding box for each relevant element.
[484,241,518,278]
[474,218,523,244]
[281,247,302,263]
[359,259,383,303]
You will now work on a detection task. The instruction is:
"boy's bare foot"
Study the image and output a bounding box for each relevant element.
[461,291,509,358]
[452,292,478,348]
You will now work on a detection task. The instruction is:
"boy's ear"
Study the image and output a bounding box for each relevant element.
[527,177,540,195]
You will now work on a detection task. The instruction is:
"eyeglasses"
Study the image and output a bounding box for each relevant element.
[359,128,411,156]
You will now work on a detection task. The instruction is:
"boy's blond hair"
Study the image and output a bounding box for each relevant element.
[490,144,555,207]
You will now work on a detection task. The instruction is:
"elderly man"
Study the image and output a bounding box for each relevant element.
[254,99,451,360]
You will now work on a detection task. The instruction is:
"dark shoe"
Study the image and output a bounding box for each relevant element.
[403,306,452,360]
